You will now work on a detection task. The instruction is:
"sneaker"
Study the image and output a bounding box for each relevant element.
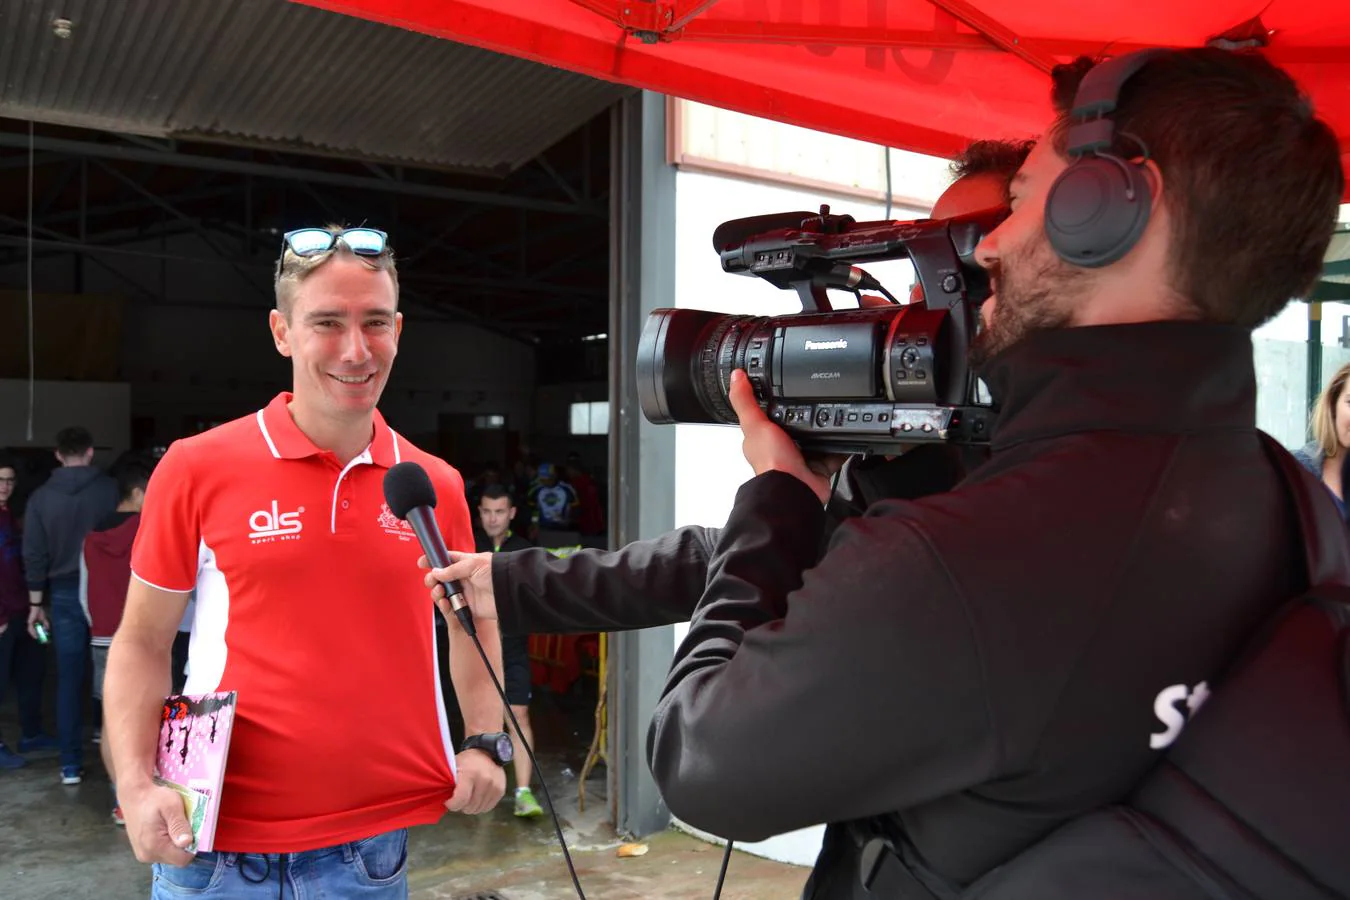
[0,745,26,770]
[17,733,57,754]
[111,806,125,826]
[513,786,544,818]
[61,766,84,785]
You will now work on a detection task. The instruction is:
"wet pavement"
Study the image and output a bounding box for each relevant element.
[0,685,809,899]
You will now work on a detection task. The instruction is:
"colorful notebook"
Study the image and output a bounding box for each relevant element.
[152,691,237,853]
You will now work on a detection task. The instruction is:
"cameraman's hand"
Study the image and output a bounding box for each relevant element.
[728,368,832,504]
[419,551,499,625]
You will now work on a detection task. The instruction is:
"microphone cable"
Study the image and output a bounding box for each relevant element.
[447,608,588,900]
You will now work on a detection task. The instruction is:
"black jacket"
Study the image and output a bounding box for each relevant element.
[489,444,973,635]
[475,531,533,555]
[493,322,1298,896]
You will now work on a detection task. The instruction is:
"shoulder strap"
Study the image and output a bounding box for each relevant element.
[1257,432,1350,587]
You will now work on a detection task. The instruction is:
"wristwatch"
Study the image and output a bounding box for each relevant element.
[460,732,514,766]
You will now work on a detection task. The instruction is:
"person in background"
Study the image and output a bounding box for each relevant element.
[529,462,579,536]
[562,455,604,537]
[0,456,56,769]
[1294,360,1350,521]
[475,484,544,819]
[81,455,153,824]
[23,426,119,784]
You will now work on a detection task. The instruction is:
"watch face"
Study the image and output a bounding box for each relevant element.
[495,734,514,762]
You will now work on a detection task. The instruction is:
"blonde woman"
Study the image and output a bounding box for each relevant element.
[1294,361,1350,520]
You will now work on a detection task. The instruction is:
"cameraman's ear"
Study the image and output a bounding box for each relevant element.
[1138,158,1164,206]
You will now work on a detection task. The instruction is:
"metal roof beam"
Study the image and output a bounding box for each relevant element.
[92,159,268,301]
[0,133,606,218]
[0,212,162,302]
[0,231,603,303]
[0,150,68,171]
[36,186,242,228]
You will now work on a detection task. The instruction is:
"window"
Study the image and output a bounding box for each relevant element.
[474,414,505,430]
[569,401,609,435]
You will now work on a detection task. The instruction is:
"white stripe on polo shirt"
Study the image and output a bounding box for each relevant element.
[255,409,281,459]
[184,538,230,694]
[331,450,373,534]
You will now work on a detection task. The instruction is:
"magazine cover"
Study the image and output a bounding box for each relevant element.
[152,691,237,853]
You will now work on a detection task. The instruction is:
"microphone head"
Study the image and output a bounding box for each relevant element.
[383,462,437,520]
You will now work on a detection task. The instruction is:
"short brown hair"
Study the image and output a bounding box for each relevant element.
[55,426,93,458]
[273,225,399,319]
[950,139,1036,188]
[1310,361,1350,459]
[1049,49,1343,328]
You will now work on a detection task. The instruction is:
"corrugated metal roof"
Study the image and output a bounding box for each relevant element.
[0,0,631,175]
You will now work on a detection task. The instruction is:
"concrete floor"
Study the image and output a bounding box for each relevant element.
[0,681,809,900]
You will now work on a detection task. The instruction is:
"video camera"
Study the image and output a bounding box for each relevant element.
[636,204,1006,454]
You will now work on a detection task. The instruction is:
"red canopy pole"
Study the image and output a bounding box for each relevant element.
[924,0,1059,73]
[669,0,720,34]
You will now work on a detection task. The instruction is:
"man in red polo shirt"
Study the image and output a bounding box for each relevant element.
[105,226,507,898]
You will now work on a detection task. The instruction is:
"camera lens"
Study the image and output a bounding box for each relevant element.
[637,309,765,426]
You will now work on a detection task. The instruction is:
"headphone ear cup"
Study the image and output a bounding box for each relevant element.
[1045,155,1153,268]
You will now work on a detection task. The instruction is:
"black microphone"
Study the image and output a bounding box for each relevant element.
[383,461,475,637]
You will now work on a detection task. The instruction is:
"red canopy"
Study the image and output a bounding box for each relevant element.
[298,0,1348,199]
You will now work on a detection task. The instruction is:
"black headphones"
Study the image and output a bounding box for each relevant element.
[1045,49,1161,268]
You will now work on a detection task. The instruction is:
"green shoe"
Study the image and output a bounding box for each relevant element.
[514,786,544,818]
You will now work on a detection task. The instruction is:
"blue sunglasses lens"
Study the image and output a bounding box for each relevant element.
[340,228,387,256]
[285,229,336,256]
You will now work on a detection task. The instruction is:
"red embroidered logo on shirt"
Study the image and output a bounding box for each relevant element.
[376,504,416,540]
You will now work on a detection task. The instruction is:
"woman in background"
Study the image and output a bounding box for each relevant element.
[1295,361,1350,521]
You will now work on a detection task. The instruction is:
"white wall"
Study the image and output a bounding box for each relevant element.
[670,169,929,556]
[0,379,130,457]
[666,167,934,867]
[1252,299,1350,449]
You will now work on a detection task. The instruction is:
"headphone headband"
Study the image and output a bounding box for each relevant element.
[1044,49,1162,268]
[1064,50,1162,158]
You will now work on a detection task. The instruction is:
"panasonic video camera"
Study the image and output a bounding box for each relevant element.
[636,204,1005,454]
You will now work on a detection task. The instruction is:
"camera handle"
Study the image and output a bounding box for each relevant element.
[793,279,835,312]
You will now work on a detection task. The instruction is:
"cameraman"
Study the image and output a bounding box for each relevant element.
[430,48,1343,897]
[647,47,1339,898]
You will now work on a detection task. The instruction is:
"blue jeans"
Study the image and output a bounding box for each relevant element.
[48,580,88,769]
[151,829,409,898]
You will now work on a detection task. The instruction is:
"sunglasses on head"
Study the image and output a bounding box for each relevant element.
[281,227,388,258]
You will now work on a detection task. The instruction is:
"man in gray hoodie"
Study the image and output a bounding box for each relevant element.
[24,426,118,783]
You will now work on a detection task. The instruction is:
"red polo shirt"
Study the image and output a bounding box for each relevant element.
[131,393,472,852]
